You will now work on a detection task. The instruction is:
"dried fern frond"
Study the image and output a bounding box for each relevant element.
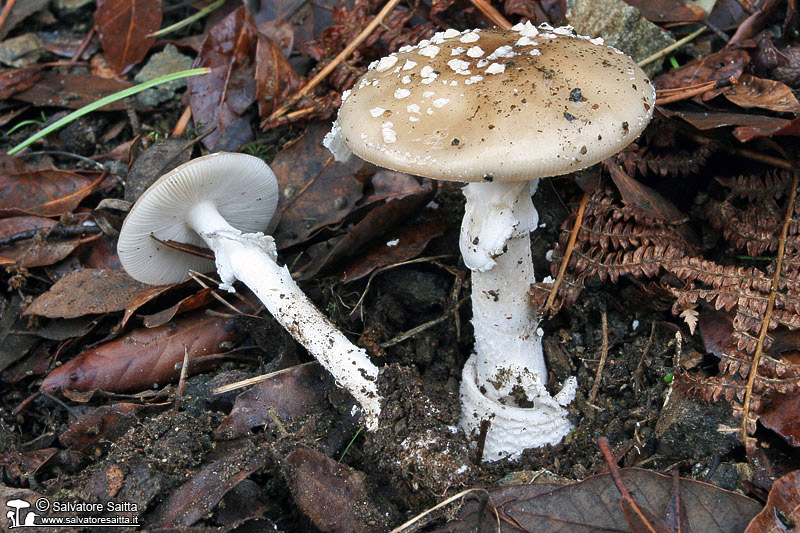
[619,143,718,177]
[531,184,694,314]
[716,170,793,201]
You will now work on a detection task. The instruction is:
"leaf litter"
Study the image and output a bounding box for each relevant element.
[1,0,800,530]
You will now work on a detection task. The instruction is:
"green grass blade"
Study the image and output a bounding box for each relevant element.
[7,67,210,156]
[150,0,225,38]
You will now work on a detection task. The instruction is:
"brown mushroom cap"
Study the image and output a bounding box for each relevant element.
[334,25,655,182]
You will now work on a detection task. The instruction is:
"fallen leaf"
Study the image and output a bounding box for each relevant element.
[42,34,101,60]
[94,0,163,75]
[0,0,48,40]
[299,176,436,280]
[14,72,136,111]
[215,363,332,439]
[40,309,243,393]
[680,308,699,335]
[142,288,217,328]
[655,48,749,98]
[0,169,103,218]
[82,453,162,508]
[287,447,396,533]
[0,105,29,128]
[745,470,800,532]
[340,212,447,283]
[0,487,50,528]
[150,439,265,528]
[76,234,123,270]
[733,118,799,142]
[760,393,800,448]
[0,65,44,99]
[189,7,260,151]
[272,122,366,249]
[254,31,299,117]
[724,74,800,113]
[117,278,203,331]
[444,468,761,532]
[24,269,150,319]
[0,216,99,268]
[250,0,310,51]
[59,403,148,453]
[662,108,792,142]
[747,431,800,492]
[0,448,58,485]
[606,162,688,223]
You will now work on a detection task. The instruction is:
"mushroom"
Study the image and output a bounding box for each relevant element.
[117,152,382,429]
[325,23,655,459]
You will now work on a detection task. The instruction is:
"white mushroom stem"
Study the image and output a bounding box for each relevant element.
[185,200,382,430]
[458,181,577,460]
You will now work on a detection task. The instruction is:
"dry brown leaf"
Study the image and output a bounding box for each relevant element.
[94,0,162,75]
[0,169,103,218]
[189,6,260,151]
[24,269,150,319]
[724,74,800,113]
[445,468,760,532]
[745,470,800,532]
[40,309,243,393]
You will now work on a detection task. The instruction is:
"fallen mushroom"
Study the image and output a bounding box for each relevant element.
[117,152,382,429]
[325,23,655,459]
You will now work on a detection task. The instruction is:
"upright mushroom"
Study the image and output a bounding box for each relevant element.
[117,152,382,429]
[325,23,655,459]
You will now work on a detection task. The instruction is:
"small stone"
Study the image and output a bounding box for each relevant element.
[134,44,194,107]
[566,0,675,77]
[0,33,44,67]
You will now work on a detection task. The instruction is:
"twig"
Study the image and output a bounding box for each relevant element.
[682,130,793,170]
[69,27,95,64]
[450,274,464,340]
[187,270,251,315]
[741,167,798,443]
[0,0,17,36]
[541,192,589,316]
[18,150,107,170]
[389,488,489,533]
[476,418,490,464]
[174,345,190,409]
[40,390,80,420]
[589,302,609,404]
[469,0,511,29]
[638,27,706,68]
[380,296,469,347]
[264,0,404,126]
[597,437,634,500]
[656,76,735,105]
[211,362,317,395]
[633,321,656,392]
[350,254,456,318]
[149,0,224,37]
[734,0,756,14]
[702,18,730,42]
[189,269,258,313]
[12,391,39,415]
[171,105,193,136]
